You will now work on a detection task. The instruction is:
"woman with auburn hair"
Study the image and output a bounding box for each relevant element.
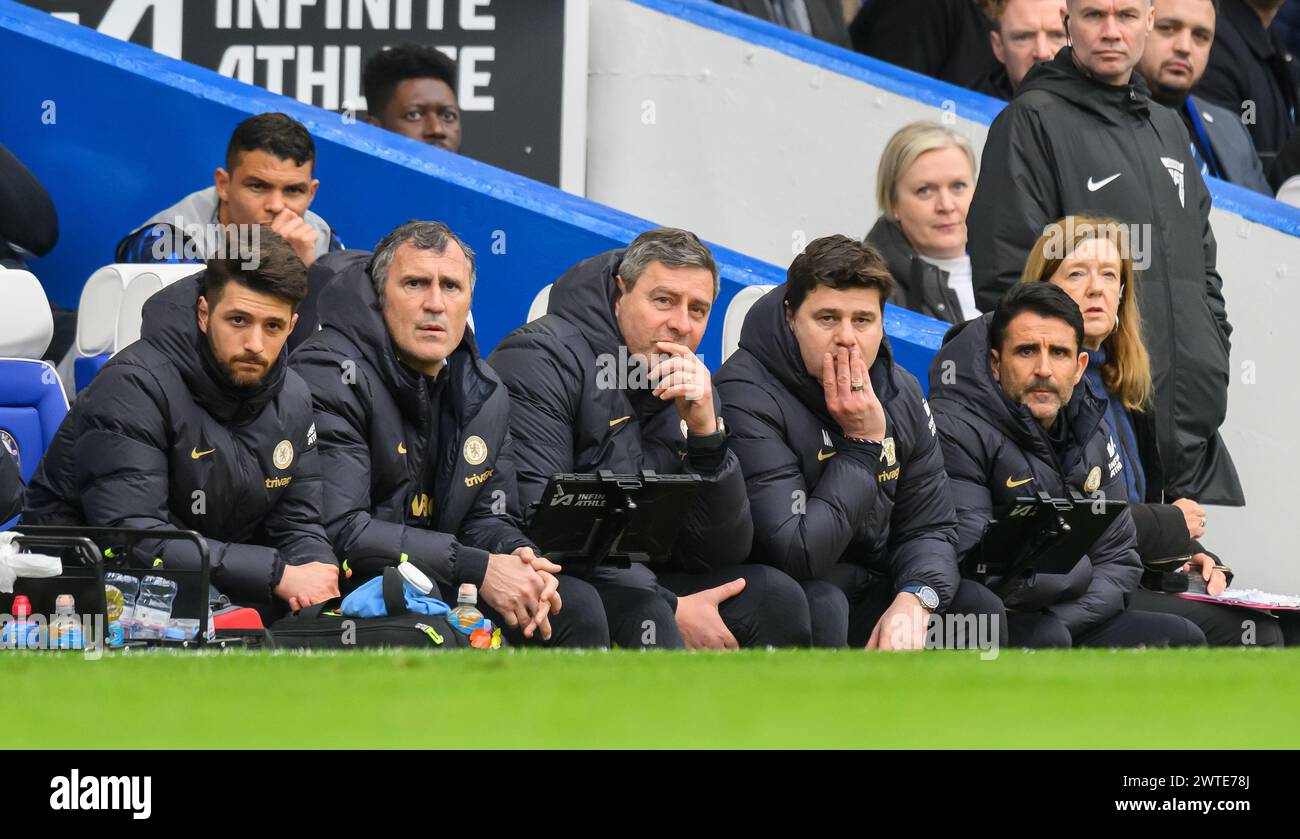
[1021,216,1282,646]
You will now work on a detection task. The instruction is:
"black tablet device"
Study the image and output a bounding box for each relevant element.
[525,470,703,568]
[966,492,1127,584]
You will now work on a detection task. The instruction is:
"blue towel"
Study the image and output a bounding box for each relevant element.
[340,575,450,618]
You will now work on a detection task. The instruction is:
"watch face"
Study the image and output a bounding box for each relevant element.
[919,587,939,610]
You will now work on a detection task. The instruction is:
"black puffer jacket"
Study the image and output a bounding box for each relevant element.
[291,250,532,590]
[1194,0,1300,175]
[0,446,21,523]
[487,249,752,574]
[715,285,960,608]
[968,47,1243,506]
[23,274,334,609]
[927,314,1142,637]
[866,217,965,325]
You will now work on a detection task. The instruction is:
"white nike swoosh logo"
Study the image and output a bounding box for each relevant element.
[1087,173,1121,192]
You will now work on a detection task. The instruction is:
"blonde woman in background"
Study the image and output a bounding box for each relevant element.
[866,121,980,325]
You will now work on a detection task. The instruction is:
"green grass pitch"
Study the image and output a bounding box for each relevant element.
[6,648,1299,748]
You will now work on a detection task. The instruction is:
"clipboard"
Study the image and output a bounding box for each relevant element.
[525,470,703,570]
[966,491,1127,589]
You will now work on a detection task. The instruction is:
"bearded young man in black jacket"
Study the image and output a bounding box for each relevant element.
[24,230,340,619]
[928,282,1204,647]
[489,228,812,650]
[716,236,1006,649]
[291,222,607,647]
[968,0,1243,507]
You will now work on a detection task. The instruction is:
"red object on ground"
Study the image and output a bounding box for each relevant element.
[211,606,264,631]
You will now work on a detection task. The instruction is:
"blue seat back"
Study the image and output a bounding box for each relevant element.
[0,358,69,482]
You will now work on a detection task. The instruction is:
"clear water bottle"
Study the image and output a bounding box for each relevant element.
[163,618,199,642]
[134,575,177,640]
[105,572,140,640]
[447,583,485,635]
[104,585,125,647]
[51,594,83,650]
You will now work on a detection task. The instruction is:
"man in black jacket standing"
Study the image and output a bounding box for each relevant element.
[928,283,1203,646]
[717,236,1006,649]
[24,230,340,618]
[489,228,811,650]
[292,223,607,647]
[968,0,1243,506]
[1137,0,1272,194]
[1194,0,1299,180]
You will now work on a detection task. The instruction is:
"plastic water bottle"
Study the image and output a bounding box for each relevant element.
[50,594,83,650]
[104,585,125,647]
[446,583,499,648]
[447,584,484,635]
[105,572,140,640]
[134,576,178,640]
[163,618,199,642]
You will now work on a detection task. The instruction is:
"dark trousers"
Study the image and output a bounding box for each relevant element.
[1128,588,1284,647]
[659,564,812,648]
[438,573,609,649]
[800,579,852,648]
[1007,607,1206,648]
[813,564,1007,649]
[586,564,682,649]
[583,563,813,649]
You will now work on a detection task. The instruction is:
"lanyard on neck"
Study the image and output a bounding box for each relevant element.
[1184,98,1223,180]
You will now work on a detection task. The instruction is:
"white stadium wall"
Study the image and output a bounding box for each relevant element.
[587,0,1300,593]
[1209,218,1299,594]
[587,0,995,266]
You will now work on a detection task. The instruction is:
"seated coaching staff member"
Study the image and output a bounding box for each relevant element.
[292,222,607,647]
[717,236,1005,648]
[489,228,811,650]
[25,230,340,616]
[927,283,1203,647]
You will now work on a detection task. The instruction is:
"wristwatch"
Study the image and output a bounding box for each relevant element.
[686,416,727,441]
[899,584,939,611]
